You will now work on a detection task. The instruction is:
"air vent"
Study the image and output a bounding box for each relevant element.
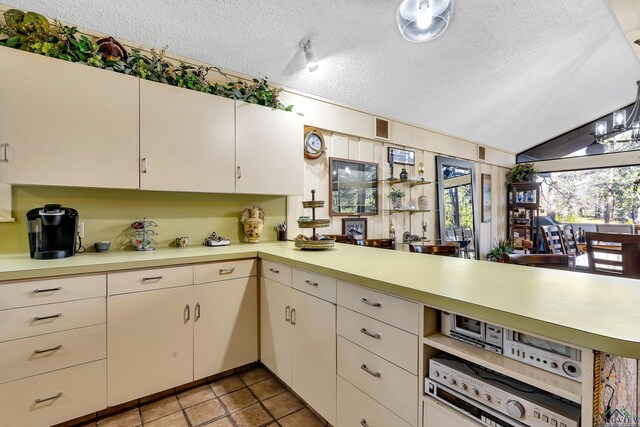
[478,146,486,161]
[374,117,390,141]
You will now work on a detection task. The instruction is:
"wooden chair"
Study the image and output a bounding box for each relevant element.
[585,232,640,279]
[323,234,353,244]
[502,253,572,270]
[560,224,581,255]
[596,224,634,234]
[409,243,459,257]
[353,238,396,250]
[541,225,565,254]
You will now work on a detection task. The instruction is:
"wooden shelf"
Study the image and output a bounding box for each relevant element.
[385,209,432,214]
[423,333,582,404]
[384,179,432,187]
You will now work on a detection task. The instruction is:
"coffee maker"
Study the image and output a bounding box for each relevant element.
[27,204,79,259]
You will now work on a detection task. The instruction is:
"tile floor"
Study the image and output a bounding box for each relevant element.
[63,366,328,427]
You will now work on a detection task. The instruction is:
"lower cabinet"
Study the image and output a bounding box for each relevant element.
[260,277,336,425]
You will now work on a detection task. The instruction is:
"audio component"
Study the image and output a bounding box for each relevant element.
[441,311,503,353]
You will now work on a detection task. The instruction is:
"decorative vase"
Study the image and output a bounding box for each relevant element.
[418,195,429,210]
[241,206,265,243]
[400,168,409,180]
[392,197,403,209]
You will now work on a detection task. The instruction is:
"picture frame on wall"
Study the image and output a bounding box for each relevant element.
[342,218,367,240]
[481,173,491,223]
[388,147,415,166]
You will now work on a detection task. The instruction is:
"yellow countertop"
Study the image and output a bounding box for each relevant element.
[1,242,638,358]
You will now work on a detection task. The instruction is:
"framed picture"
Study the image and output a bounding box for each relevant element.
[388,147,415,166]
[342,218,367,240]
[481,173,491,223]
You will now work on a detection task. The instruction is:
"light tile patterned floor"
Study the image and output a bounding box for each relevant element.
[59,366,328,427]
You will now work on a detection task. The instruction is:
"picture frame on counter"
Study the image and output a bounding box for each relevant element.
[342,218,367,240]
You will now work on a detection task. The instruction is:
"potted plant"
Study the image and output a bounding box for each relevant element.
[388,188,406,209]
[507,163,538,183]
[485,238,513,262]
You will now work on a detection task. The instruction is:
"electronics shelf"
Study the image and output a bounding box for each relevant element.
[423,333,582,404]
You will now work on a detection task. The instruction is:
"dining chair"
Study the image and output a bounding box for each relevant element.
[323,234,353,244]
[585,232,640,279]
[560,224,581,255]
[502,253,572,270]
[595,224,634,234]
[409,243,460,257]
[541,225,565,254]
[353,238,396,250]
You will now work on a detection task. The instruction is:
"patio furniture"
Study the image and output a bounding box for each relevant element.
[541,224,565,254]
[409,243,460,257]
[595,224,634,234]
[502,253,572,270]
[585,232,640,279]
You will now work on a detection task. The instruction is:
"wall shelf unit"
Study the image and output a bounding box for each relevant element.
[507,182,541,252]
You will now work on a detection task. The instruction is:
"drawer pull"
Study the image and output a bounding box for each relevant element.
[34,345,62,354]
[291,308,296,325]
[269,268,280,274]
[360,328,381,339]
[360,420,369,427]
[219,267,235,274]
[195,303,201,320]
[34,287,62,293]
[142,276,163,282]
[360,363,381,378]
[361,298,381,308]
[0,143,8,162]
[304,280,319,287]
[34,313,63,321]
[35,392,62,404]
[285,305,291,323]
[185,304,191,322]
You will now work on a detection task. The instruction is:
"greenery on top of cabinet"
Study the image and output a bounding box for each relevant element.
[0,8,295,113]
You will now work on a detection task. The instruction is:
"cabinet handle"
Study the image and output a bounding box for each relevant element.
[34,313,62,321]
[142,276,163,282]
[142,157,148,173]
[185,304,191,322]
[35,392,62,404]
[219,267,235,274]
[237,166,242,179]
[0,143,8,162]
[285,305,291,323]
[361,298,381,308]
[291,308,296,325]
[34,287,62,293]
[195,303,201,320]
[360,420,369,427]
[360,328,381,339]
[269,268,280,274]
[304,280,319,287]
[34,345,62,354]
[360,364,381,378]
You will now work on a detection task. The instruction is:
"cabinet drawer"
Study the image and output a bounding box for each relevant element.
[108,266,193,295]
[0,324,106,383]
[0,359,106,427]
[194,259,257,284]
[337,336,418,426]
[292,268,336,303]
[337,376,412,427]
[337,306,418,374]
[0,274,105,310]
[423,396,482,427]
[260,260,291,286]
[337,281,419,334]
[0,297,105,342]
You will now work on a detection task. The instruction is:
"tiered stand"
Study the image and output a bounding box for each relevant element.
[294,189,335,250]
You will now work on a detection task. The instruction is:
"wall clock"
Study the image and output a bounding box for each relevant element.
[304,127,325,159]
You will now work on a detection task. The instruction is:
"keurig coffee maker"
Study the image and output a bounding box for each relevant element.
[27,204,79,259]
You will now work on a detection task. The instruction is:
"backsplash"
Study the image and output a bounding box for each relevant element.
[0,186,286,254]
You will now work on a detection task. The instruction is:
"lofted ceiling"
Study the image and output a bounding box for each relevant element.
[4,0,640,154]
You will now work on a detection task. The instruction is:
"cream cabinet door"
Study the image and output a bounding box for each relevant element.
[107,286,194,406]
[139,80,235,192]
[423,397,482,427]
[0,48,139,189]
[291,289,336,425]
[260,278,292,385]
[235,102,303,195]
[194,277,258,379]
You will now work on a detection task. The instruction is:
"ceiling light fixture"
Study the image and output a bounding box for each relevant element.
[396,0,454,42]
[588,80,640,154]
[299,37,318,72]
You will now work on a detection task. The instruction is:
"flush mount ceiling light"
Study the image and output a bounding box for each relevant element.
[396,0,454,42]
[299,37,318,72]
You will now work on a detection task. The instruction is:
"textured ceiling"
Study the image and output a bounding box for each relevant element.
[5,0,640,153]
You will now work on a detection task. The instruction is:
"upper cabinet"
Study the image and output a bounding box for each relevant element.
[139,80,235,193]
[235,102,303,195]
[0,47,139,189]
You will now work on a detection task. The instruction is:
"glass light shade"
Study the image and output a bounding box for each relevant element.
[594,120,608,136]
[632,122,640,138]
[586,141,605,155]
[397,0,454,42]
[304,49,318,72]
[612,110,626,129]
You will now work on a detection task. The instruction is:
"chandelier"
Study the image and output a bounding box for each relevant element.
[587,80,640,155]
